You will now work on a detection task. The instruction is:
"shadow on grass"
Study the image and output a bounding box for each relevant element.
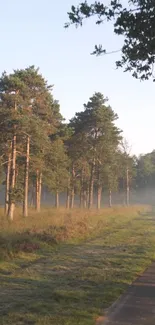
[0,271,128,325]
[0,241,153,325]
[1,210,155,324]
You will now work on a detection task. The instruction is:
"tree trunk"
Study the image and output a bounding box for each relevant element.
[70,187,74,208]
[23,136,30,217]
[5,151,11,215]
[38,172,42,211]
[55,190,59,208]
[7,94,18,220]
[88,160,95,209]
[35,169,40,212]
[70,165,75,209]
[83,190,87,208]
[109,189,112,208]
[35,171,42,212]
[8,134,16,221]
[30,183,35,207]
[126,167,129,205]
[86,185,89,208]
[80,169,84,208]
[66,187,70,208]
[80,189,83,208]
[97,185,102,209]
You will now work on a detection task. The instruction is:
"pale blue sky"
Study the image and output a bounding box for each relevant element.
[1,0,155,155]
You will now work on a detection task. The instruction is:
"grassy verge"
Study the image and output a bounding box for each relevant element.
[0,205,155,324]
[0,205,149,261]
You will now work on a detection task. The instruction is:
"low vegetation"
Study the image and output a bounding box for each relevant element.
[0,206,144,260]
[1,205,155,325]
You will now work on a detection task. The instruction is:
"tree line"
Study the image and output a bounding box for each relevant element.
[0,66,153,220]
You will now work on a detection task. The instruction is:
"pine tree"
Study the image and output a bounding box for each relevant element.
[44,137,69,208]
[70,92,122,209]
[0,66,63,218]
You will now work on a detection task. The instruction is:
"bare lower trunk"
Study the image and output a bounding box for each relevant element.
[55,190,59,208]
[88,161,95,209]
[5,152,11,215]
[88,178,94,209]
[30,183,35,207]
[97,185,102,210]
[109,189,112,208]
[8,135,16,221]
[66,188,70,208]
[35,170,39,212]
[8,96,18,220]
[23,136,30,217]
[38,172,42,211]
[83,190,87,208]
[70,165,75,209]
[70,187,74,208]
[126,186,129,206]
[80,169,84,208]
[126,167,129,205]
[86,186,89,208]
[80,189,83,208]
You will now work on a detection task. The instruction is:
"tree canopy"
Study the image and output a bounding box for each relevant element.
[65,0,155,81]
[0,65,154,217]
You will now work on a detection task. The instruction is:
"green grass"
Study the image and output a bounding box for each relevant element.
[0,206,155,324]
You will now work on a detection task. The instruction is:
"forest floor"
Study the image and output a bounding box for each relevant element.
[0,206,155,325]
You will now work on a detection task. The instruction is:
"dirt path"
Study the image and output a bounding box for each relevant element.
[100,262,155,325]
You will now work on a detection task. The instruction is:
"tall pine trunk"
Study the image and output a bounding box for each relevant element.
[88,160,95,209]
[97,185,102,210]
[5,151,11,215]
[8,134,16,221]
[80,169,84,208]
[30,183,35,206]
[70,165,75,209]
[8,96,17,221]
[86,185,89,208]
[23,136,30,217]
[126,167,129,205]
[97,167,102,210]
[66,187,70,208]
[109,189,112,207]
[55,190,59,208]
[38,172,42,211]
[35,169,40,212]
[83,190,87,208]
[70,187,74,208]
[80,189,83,208]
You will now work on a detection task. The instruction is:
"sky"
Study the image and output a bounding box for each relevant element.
[1,0,155,156]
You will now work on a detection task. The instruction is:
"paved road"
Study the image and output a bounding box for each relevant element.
[103,262,155,324]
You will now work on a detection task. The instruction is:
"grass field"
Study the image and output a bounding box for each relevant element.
[0,206,155,325]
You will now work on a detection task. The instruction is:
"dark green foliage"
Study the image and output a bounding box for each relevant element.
[66,1,155,81]
[0,67,67,212]
[69,92,122,205]
[44,137,69,193]
[135,150,155,188]
[0,65,154,212]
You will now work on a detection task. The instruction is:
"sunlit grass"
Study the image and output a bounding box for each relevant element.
[0,204,149,235]
[0,205,155,325]
[0,205,149,260]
